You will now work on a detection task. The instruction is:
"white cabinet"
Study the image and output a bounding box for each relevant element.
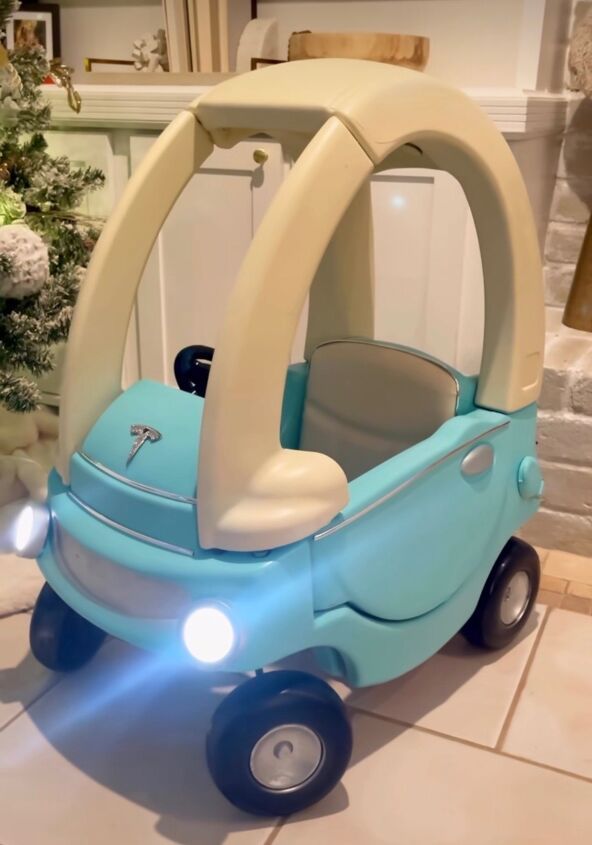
[45,83,564,391]
[44,129,130,219]
[370,168,483,375]
[40,130,134,400]
[37,126,511,387]
[129,145,484,384]
[129,135,286,385]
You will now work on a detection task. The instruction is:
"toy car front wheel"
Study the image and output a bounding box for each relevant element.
[462,537,540,650]
[30,583,107,672]
[206,670,352,816]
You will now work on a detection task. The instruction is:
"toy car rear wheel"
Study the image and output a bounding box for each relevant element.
[206,670,352,816]
[30,583,107,672]
[462,537,540,650]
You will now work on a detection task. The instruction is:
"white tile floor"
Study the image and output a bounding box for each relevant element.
[1,605,591,845]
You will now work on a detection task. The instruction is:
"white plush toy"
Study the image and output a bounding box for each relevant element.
[0,406,58,506]
[0,409,58,617]
[0,223,49,299]
[0,407,57,616]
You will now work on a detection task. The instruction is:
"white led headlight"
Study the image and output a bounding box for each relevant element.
[0,500,50,558]
[182,603,236,664]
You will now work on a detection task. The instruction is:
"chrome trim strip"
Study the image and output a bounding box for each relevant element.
[67,491,195,557]
[78,452,198,504]
[313,420,510,541]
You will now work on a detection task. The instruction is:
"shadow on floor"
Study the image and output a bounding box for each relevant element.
[0,607,542,844]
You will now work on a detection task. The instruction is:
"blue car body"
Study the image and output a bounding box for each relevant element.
[38,347,542,687]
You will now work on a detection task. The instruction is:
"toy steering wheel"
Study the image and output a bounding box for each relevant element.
[174,344,215,397]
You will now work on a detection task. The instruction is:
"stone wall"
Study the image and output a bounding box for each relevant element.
[521,97,592,555]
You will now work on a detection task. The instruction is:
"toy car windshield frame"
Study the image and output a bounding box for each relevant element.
[55,60,544,552]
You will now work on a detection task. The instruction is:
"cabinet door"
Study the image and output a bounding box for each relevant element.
[131,136,285,385]
[370,167,484,375]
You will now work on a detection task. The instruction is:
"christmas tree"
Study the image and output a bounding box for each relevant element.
[0,0,104,412]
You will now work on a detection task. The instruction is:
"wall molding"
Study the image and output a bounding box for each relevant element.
[45,82,570,137]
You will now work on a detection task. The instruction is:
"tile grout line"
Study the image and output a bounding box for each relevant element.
[494,604,551,752]
[538,548,549,568]
[262,818,287,845]
[0,676,63,736]
[348,702,592,786]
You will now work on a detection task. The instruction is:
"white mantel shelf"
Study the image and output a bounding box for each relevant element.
[45,82,570,138]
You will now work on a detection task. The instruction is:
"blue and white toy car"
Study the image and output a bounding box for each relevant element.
[13,60,545,816]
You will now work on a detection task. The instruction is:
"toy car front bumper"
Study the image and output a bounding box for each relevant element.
[38,483,501,688]
[39,487,317,671]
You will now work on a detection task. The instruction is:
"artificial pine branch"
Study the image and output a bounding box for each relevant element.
[0,1,19,31]
[0,372,40,413]
[0,36,105,411]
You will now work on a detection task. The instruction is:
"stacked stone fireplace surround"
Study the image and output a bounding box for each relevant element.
[521,97,592,556]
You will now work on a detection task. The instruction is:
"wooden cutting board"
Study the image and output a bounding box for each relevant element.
[288,31,430,71]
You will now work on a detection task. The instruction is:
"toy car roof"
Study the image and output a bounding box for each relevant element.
[57,59,544,552]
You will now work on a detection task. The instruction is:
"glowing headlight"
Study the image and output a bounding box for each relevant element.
[182,604,236,664]
[0,500,50,558]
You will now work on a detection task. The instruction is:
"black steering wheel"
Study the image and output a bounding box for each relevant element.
[174,345,214,398]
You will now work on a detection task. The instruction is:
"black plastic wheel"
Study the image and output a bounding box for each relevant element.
[206,670,352,816]
[30,583,107,672]
[462,537,540,650]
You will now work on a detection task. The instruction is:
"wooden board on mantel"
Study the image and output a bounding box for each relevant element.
[288,31,430,71]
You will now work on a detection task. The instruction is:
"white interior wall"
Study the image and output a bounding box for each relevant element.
[534,0,574,90]
[56,0,164,73]
[257,0,527,87]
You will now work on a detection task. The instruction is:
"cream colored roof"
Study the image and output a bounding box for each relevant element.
[57,60,544,552]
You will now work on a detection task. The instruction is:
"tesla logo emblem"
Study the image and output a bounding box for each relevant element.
[127,424,162,465]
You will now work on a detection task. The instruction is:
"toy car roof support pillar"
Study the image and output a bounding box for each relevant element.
[56,60,544,553]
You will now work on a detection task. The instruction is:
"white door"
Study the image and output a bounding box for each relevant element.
[131,136,285,385]
[370,168,484,375]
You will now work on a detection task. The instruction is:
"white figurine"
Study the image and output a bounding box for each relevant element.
[132,29,169,73]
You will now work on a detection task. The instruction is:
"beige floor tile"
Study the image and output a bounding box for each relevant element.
[275,714,592,845]
[0,640,275,845]
[344,606,545,748]
[545,549,592,586]
[567,581,592,600]
[503,609,592,779]
[535,546,550,566]
[537,589,563,608]
[540,573,567,593]
[0,612,55,731]
[560,594,592,615]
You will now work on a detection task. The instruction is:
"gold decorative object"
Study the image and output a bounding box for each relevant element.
[252,148,269,165]
[563,218,592,332]
[49,59,82,113]
[562,10,592,333]
[288,31,430,71]
[83,57,135,72]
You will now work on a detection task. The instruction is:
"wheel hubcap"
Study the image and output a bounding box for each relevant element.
[500,571,531,625]
[250,724,324,791]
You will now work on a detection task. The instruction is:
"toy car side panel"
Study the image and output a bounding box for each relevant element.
[310,548,500,687]
[312,406,540,621]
